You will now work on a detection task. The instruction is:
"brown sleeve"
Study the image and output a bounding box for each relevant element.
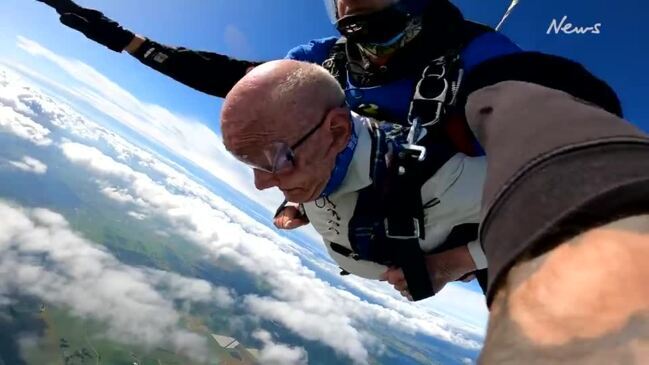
[465,80,649,305]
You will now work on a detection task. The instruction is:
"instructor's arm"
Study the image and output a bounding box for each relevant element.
[37,0,260,97]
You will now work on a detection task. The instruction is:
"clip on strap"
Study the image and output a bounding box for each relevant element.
[402,118,427,161]
[384,217,420,239]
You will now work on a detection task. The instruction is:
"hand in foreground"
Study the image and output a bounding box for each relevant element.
[381,245,477,301]
[36,0,135,52]
[273,205,309,230]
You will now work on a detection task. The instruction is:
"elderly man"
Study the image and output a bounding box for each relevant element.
[223,59,649,363]
[37,2,521,290]
[221,60,487,300]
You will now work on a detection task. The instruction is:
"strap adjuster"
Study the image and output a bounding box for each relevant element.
[384,218,421,240]
[330,242,361,261]
[400,144,427,161]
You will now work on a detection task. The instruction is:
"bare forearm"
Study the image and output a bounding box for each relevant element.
[481,215,649,364]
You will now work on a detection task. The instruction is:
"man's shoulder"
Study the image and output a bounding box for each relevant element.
[285,36,339,64]
[460,31,522,73]
[461,51,623,117]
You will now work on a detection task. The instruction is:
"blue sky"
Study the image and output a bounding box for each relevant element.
[0,0,647,337]
[1,0,646,131]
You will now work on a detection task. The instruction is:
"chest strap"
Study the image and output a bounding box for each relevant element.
[343,122,436,300]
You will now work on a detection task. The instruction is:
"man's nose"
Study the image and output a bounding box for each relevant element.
[254,169,279,190]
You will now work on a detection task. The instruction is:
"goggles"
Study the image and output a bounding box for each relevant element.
[336,5,412,45]
[356,17,423,59]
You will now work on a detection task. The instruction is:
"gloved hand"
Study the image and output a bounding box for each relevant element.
[36,0,135,52]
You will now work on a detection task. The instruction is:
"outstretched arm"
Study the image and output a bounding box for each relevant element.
[36,0,260,97]
[126,36,260,97]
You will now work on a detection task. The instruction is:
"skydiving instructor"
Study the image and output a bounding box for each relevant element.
[35,0,649,363]
[36,0,525,300]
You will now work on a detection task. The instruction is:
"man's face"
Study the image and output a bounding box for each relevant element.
[337,0,396,17]
[252,119,334,203]
[224,108,348,203]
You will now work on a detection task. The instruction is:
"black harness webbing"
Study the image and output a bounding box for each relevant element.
[321,22,493,300]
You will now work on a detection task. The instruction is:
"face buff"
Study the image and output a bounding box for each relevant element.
[356,17,423,59]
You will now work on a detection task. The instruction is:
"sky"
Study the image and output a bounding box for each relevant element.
[1,0,646,131]
[0,0,648,358]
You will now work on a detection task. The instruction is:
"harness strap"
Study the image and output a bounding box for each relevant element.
[383,152,434,300]
[322,22,493,299]
[330,242,360,260]
[347,122,435,300]
[322,38,348,89]
[347,122,393,264]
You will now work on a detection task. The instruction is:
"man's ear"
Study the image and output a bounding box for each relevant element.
[326,107,353,154]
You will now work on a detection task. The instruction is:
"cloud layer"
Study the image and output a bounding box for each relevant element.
[14,36,285,212]
[0,202,232,361]
[0,38,487,364]
[253,330,309,365]
[8,156,48,174]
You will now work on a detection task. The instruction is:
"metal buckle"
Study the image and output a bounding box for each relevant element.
[384,218,421,240]
[401,144,427,161]
[413,70,449,103]
[401,119,427,162]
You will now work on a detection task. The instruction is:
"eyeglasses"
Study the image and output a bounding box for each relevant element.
[235,109,331,174]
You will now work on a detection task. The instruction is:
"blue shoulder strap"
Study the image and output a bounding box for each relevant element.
[461,31,522,73]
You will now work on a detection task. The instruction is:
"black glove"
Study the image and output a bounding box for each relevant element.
[36,0,135,52]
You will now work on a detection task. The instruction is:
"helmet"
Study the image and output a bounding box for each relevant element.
[323,0,430,24]
[323,0,429,45]
[324,0,433,24]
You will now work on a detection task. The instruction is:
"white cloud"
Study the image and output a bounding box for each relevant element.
[0,104,52,146]
[128,211,147,220]
[13,36,285,212]
[245,295,369,362]
[253,330,308,365]
[315,258,488,336]
[57,138,481,363]
[8,156,48,174]
[62,142,134,179]
[0,201,233,362]
[0,52,486,364]
[102,186,137,204]
[143,268,236,309]
[0,64,121,150]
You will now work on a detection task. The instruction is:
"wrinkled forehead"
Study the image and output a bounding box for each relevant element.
[221,82,309,156]
[223,116,295,157]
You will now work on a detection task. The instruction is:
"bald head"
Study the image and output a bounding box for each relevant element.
[220,60,353,202]
[221,60,345,153]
